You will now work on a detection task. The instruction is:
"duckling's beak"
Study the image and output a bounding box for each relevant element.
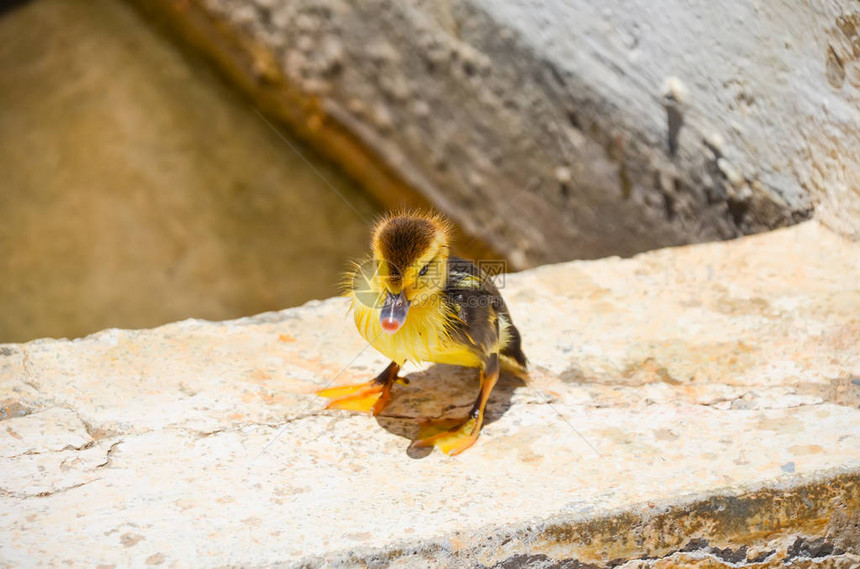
[380,290,409,334]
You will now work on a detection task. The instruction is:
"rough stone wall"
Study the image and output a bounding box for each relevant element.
[153,0,858,267]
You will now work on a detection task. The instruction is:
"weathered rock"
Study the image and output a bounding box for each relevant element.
[1,220,858,567]
[136,0,860,268]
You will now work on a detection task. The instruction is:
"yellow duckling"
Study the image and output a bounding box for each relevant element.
[317,210,527,455]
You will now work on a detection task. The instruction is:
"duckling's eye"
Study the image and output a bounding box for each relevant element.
[419,264,429,277]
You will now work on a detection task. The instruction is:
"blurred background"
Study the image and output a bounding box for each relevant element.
[1,0,383,343]
[2,0,856,343]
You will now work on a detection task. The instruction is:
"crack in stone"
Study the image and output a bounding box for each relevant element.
[96,440,123,468]
[0,478,101,500]
[6,438,96,459]
[71,409,123,441]
[9,409,338,449]
[166,411,328,440]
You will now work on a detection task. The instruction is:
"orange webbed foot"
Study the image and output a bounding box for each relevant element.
[414,416,480,456]
[316,381,387,415]
[317,362,401,415]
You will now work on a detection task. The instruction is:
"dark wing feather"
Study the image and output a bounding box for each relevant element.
[444,257,528,369]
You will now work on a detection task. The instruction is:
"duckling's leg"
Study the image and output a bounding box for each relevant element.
[415,354,499,455]
[316,361,400,415]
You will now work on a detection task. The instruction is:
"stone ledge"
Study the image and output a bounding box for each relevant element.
[1,220,859,567]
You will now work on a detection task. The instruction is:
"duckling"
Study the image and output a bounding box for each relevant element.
[316,210,527,455]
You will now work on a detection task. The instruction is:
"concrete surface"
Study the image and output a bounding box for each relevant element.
[141,0,860,267]
[0,0,379,343]
[1,220,858,567]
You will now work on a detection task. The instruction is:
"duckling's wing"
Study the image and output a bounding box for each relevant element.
[444,257,528,370]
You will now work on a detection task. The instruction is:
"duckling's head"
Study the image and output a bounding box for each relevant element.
[369,211,452,334]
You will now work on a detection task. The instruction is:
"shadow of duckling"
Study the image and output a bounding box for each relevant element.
[373,364,525,459]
